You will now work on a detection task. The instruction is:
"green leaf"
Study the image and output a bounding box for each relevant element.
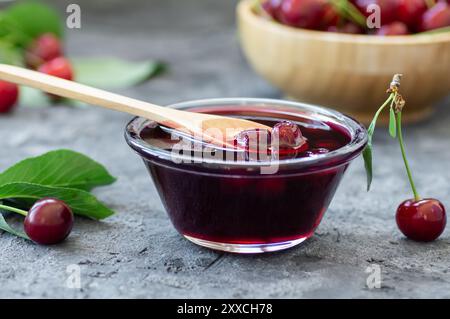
[19,89,86,108]
[363,113,379,191]
[0,12,31,48]
[362,145,373,191]
[389,107,397,138]
[19,86,52,107]
[72,57,166,89]
[0,212,30,240]
[0,41,23,66]
[0,182,114,220]
[0,149,116,191]
[3,1,63,47]
[362,93,396,191]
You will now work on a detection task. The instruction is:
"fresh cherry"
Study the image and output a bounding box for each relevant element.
[396,199,447,242]
[321,4,340,29]
[376,21,409,35]
[24,198,74,245]
[353,0,399,25]
[38,57,74,100]
[0,80,19,114]
[262,0,283,19]
[367,74,446,243]
[396,0,427,30]
[38,57,74,81]
[278,0,329,30]
[420,1,450,31]
[25,33,63,69]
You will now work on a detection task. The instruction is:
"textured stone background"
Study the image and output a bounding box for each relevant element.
[0,0,449,298]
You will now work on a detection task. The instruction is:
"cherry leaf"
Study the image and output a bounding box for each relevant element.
[363,144,373,191]
[0,212,29,240]
[0,149,116,191]
[3,2,63,47]
[72,58,166,89]
[389,107,397,138]
[0,182,114,220]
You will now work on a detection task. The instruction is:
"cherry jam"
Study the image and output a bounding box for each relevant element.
[125,102,367,253]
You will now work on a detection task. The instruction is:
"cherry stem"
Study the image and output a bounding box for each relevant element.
[377,93,395,121]
[396,112,421,202]
[0,203,28,217]
[329,0,367,27]
[252,0,263,13]
[417,26,450,35]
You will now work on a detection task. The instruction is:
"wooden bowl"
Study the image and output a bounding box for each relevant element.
[237,0,450,124]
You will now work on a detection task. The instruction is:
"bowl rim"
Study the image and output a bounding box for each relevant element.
[124,98,368,172]
[238,0,450,45]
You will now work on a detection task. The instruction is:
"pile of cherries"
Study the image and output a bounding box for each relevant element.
[0,33,73,114]
[261,0,450,35]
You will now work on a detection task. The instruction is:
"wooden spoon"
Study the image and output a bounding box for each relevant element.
[0,64,270,147]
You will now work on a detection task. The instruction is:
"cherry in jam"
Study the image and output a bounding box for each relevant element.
[233,121,309,161]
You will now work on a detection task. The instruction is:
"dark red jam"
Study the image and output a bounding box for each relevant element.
[135,105,354,246]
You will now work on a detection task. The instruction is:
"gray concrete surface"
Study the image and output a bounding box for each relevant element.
[0,0,449,299]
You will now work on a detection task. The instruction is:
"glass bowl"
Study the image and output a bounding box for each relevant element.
[125,98,367,253]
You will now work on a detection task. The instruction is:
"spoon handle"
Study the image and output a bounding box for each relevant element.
[0,63,176,122]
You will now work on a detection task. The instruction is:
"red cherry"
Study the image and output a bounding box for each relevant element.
[25,33,63,69]
[0,80,19,114]
[272,121,307,150]
[396,0,427,30]
[278,0,329,30]
[396,198,446,242]
[420,2,450,31]
[321,4,340,29]
[38,57,74,81]
[24,198,74,245]
[353,0,399,25]
[262,0,283,19]
[270,121,308,159]
[376,21,410,35]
